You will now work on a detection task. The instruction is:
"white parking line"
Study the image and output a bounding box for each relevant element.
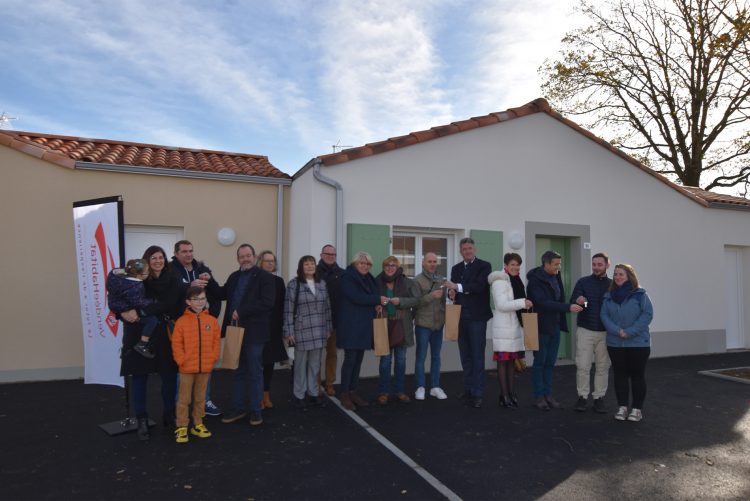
[329,396,462,501]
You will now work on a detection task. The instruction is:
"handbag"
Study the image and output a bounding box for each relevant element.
[521,308,539,351]
[220,320,245,370]
[373,312,389,356]
[388,318,405,348]
[444,303,461,341]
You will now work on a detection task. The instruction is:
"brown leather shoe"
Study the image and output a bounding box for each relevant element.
[262,391,273,409]
[350,392,370,407]
[340,392,356,411]
[395,393,411,404]
[325,384,336,397]
[377,394,389,406]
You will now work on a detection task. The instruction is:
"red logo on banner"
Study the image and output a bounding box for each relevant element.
[95,223,119,337]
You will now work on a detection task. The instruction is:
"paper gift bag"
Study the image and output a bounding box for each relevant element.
[521,310,539,351]
[220,323,245,370]
[373,315,390,356]
[444,303,461,341]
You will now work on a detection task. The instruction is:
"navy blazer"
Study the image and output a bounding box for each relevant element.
[450,258,492,322]
[220,266,275,344]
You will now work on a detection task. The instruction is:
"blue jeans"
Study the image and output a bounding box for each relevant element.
[131,372,177,419]
[231,340,265,413]
[340,349,365,392]
[378,345,407,394]
[457,318,487,397]
[139,315,159,340]
[533,327,561,397]
[414,326,442,389]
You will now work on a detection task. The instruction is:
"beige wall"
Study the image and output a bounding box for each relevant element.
[0,146,285,381]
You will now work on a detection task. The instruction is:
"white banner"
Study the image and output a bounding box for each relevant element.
[73,198,123,387]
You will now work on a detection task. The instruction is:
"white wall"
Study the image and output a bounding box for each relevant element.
[294,113,750,361]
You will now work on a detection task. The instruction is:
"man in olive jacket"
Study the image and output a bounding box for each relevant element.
[412,252,448,400]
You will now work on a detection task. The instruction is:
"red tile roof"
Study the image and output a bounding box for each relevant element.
[0,130,289,179]
[316,98,750,210]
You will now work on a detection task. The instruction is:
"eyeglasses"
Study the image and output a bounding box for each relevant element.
[384,264,397,268]
[189,297,207,302]
[322,252,336,257]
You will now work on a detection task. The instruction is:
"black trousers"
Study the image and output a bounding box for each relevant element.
[607,346,650,409]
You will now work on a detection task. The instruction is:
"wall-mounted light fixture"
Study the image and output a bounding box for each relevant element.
[508,231,524,250]
[217,227,236,247]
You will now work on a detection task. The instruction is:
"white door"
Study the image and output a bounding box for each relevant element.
[124,225,184,262]
[724,247,745,349]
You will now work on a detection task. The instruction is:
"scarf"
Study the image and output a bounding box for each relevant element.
[507,269,526,324]
[610,281,633,304]
[377,268,408,320]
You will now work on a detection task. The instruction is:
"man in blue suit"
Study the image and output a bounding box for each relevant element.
[445,238,492,408]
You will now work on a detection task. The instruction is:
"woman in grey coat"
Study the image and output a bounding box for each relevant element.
[283,255,332,408]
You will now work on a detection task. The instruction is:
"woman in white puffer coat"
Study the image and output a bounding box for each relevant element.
[489,253,533,408]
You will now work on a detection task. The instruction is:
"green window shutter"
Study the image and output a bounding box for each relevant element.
[470,229,503,272]
[347,223,391,271]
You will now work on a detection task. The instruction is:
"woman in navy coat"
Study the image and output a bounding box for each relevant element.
[336,251,387,411]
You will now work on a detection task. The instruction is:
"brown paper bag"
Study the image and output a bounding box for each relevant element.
[373,315,389,356]
[521,310,539,351]
[444,303,461,341]
[220,323,245,369]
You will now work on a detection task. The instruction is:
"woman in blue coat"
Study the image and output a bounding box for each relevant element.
[600,264,653,423]
[336,251,388,411]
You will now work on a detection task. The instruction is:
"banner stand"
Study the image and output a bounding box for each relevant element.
[97,376,155,436]
[73,196,155,436]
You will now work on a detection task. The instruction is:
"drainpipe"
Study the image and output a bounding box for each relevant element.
[276,184,284,274]
[312,158,344,265]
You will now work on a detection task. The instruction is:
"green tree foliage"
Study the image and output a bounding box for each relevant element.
[541,0,750,193]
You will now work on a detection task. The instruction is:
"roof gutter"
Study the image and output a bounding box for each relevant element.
[312,158,344,263]
[75,161,292,186]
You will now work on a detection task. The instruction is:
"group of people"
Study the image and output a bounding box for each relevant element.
[115,237,654,444]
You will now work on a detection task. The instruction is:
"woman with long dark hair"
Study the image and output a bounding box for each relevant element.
[119,245,181,441]
[601,264,653,422]
[283,255,332,408]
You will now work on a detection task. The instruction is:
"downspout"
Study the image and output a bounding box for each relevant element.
[276,184,284,274]
[312,158,344,265]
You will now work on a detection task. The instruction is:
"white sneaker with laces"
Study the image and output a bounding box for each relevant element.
[614,406,628,421]
[627,408,643,422]
[415,387,425,400]
[430,387,448,400]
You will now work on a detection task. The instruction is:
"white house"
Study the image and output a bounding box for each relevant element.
[289,98,750,375]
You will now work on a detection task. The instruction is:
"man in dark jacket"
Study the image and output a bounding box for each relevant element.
[445,238,492,408]
[171,240,224,416]
[570,252,612,413]
[317,244,343,396]
[526,250,583,411]
[220,243,275,427]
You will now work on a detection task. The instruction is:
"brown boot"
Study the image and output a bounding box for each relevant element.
[262,391,273,409]
[350,391,370,407]
[340,391,356,411]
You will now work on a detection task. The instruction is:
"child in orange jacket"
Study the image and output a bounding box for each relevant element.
[171,286,221,443]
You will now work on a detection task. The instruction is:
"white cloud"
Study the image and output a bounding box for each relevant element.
[461,0,583,114]
[315,0,453,149]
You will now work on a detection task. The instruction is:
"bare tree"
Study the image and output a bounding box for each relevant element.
[541,0,750,193]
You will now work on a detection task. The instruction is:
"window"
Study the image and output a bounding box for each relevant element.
[392,231,452,279]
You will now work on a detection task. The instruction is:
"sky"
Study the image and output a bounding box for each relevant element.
[0,0,583,175]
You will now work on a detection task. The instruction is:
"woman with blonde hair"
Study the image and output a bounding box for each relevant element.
[600,264,653,422]
[375,256,418,405]
[336,251,388,411]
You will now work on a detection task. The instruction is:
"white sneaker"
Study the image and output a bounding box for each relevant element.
[627,408,643,422]
[614,406,628,421]
[430,387,448,400]
[415,387,425,400]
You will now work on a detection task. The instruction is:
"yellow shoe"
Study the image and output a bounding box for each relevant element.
[190,423,212,438]
[175,426,189,443]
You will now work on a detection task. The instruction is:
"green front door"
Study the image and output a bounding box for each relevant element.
[535,236,572,359]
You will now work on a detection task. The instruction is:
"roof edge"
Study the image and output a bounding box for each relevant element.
[76,161,292,185]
